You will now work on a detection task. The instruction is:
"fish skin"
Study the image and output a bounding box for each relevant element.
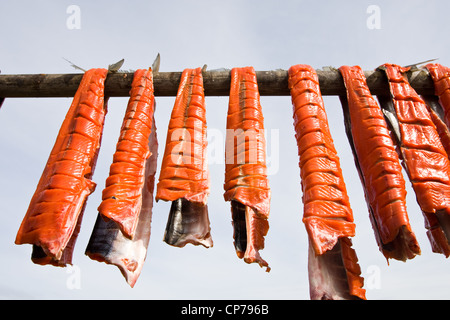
[15,68,108,266]
[380,63,450,257]
[156,68,212,248]
[308,238,365,300]
[339,65,420,261]
[85,113,158,288]
[164,198,212,248]
[288,64,365,300]
[98,69,155,239]
[224,67,271,271]
[231,201,270,271]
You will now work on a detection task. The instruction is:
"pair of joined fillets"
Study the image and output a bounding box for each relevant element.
[156,67,272,272]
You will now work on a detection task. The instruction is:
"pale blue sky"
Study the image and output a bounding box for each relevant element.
[1,0,449,299]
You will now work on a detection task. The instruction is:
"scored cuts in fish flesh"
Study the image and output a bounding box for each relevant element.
[378,63,450,257]
[288,64,366,300]
[425,63,450,130]
[339,65,420,262]
[156,67,212,248]
[424,64,450,156]
[224,66,271,272]
[15,68,109,266]
[85,68,157,287]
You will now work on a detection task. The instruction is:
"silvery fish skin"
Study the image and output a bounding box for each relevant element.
[85,117,158,287]
[164,198,212,248]
[308,239,364,300]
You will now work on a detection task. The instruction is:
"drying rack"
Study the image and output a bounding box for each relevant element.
[0,62,436,99]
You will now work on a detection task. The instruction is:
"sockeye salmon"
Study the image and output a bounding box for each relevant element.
[156,67,212,248]
[224,67,271,272]
[378,63,450,257]
[15,68,109,266]
[422,95,450,159]
[425,64,450,129]
[85,68,157,287]
[288,64,365,300]
[339,65,420,262]
[423,64,450,155]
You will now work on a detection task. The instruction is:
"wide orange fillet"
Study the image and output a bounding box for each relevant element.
[156,67,212,248]
[97,68,155,239]
[339,65,420,261]
[224,67,271,271]
[379,63,450,257]
[288,64,365,300]
[85,68,157,287]
[15,68,108,266]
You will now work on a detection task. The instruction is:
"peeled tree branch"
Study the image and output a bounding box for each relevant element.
[0,68,435,98]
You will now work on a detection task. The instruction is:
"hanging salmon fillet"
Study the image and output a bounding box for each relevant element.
[378,63,450,257]
[15,68,109,266]
[224,67,271,271]
[288,64,365,300]
[96,68,155,239]
[422,95,450,158]
[339,65,420,261]
[425,63,450,128]
[156,67,212,248]
[423,64,450,155]
[85,68,157,287]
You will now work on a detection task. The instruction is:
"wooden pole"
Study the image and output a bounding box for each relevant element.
[0,68,435,98]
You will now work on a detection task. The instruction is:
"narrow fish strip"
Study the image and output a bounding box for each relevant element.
[98,68,155,239]
[425,63,450,129]
[424,64,450,156]
[85,115,158,288]
[15,68,108,266]
[422,95,450,157]
[224,67,271,271]
[288,64,365,300]
[339,65,420,261]
[156,68,212,248]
